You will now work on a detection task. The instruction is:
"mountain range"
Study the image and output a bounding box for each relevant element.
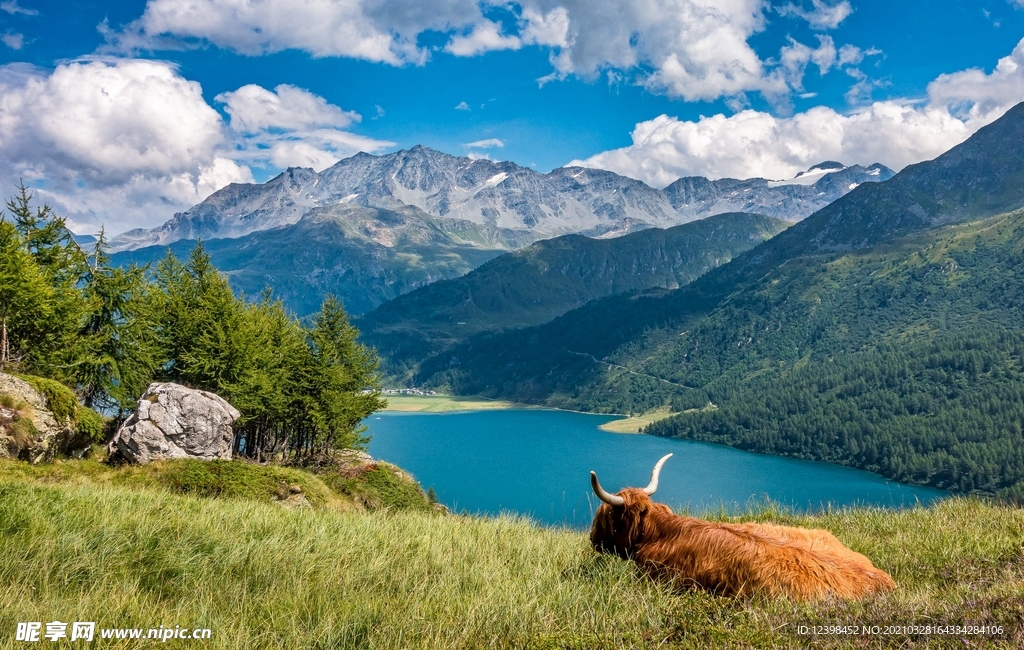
[394,101,1024,499]
[109,147,891,253]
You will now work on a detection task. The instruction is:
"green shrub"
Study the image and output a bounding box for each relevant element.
[74,407,105,444]
[17,375,78,424]
[361,464,434,511]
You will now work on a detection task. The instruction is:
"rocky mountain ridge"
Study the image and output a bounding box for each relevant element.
[109,147,892,252]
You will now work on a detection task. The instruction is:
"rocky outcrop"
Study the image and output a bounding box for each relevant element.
[0,373,77,463]
[110,383,240,464]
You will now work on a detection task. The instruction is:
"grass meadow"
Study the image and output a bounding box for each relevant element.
[0,459,1022,649]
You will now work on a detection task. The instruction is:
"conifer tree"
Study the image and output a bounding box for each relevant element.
[75,228,158,412]
[0,221,53,371]
[0,186,86,375]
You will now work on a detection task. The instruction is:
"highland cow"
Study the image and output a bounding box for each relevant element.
[590,454,895,600]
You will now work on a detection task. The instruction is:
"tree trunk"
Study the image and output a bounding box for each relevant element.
[1,308,7,373]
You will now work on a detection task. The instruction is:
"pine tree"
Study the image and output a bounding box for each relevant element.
[305,296,386,454]
[75,228,158,412]
[2,185,88,376]
[0,221,53,371]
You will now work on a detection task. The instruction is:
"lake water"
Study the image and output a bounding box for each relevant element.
[366,409,947,528]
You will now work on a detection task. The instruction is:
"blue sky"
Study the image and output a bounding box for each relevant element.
[3,0,1024,234]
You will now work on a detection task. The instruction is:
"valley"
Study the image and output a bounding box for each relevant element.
[101,102,1024,502]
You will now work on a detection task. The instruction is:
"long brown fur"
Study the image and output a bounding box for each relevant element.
[591,488,895,600]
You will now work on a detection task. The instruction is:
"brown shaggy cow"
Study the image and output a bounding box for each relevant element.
[590,454,895,600]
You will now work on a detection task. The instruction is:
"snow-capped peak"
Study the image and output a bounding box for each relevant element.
[767,162,847,188]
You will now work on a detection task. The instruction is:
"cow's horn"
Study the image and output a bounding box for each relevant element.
[590,471,625,506]
[643,453,673,495]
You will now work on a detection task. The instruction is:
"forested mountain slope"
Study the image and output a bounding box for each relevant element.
[356,212,787,379]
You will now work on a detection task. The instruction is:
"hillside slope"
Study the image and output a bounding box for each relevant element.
[357,212,787,377]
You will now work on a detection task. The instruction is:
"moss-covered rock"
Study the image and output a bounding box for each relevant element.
[0,373,74,461]
[0,373,105,461]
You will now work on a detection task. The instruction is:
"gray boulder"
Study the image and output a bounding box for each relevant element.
[110,383,240,463]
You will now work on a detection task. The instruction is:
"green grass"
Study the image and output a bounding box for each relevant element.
[1,466,1022,648]
[599,407,678,434]
[0,456,434,513]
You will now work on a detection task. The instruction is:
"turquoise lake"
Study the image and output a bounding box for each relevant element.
[366,409,947,528]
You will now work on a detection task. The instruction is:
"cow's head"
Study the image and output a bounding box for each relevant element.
[589,454,672,558]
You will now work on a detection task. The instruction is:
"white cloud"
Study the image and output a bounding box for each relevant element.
[107,0,484,65]
[0,60,230,185]
[571,104,973,187]
[454,101,470,110]
[237,127,394,171]
[445,19,521,57]
[779,35,839,89]
[572,38,1024,187]
[465,138,504,148]
[519,7,569,47]
[2,31,24,50]
[838,44,865,67]
[0,1,37,16]
[776,0,853,30]
[215,84,359,133]
[109,0,856,103]
[926,37,1024,120]
[543,0,784,102]
[214,85,394,172]
[0,59,391,234]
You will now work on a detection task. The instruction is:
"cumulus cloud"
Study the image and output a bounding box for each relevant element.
[542,0,783,102]
[519,7,569,47]
[213,85,394,172]
[572,38,1024,187]
[926,37,1024,120]
[464,138,504,148]
[0,59,391,234]
[108,0,857,103]
[106,0,483,65]
[216,84,359,133]
[454,101,470,110]
[446,19,521,57]
[775,0,853,30]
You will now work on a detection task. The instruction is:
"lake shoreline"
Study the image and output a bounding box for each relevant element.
[382,394,541,413]
[383,395,680,434]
